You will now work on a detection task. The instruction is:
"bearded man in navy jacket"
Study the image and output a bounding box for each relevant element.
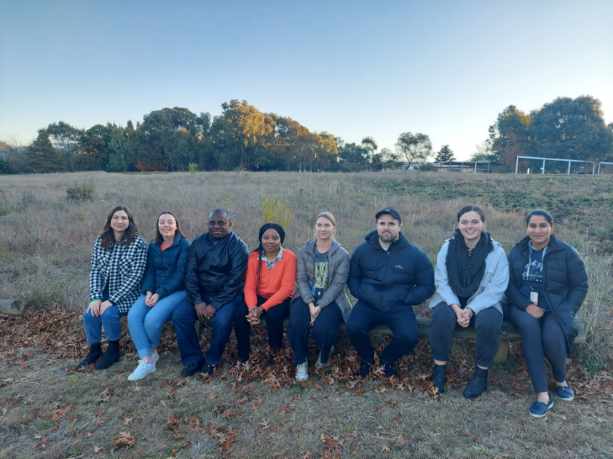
[347,208,435,377]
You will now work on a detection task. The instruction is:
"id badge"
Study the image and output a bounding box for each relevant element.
[530,291,539,305]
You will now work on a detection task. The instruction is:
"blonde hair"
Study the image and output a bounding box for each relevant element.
[314,211,337,240]
[316,211,336,227]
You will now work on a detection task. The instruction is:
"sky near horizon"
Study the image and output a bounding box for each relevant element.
[1,1,611,160]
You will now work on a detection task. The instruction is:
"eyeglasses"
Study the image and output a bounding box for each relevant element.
[208,220,228,226]
[528,223,550,229]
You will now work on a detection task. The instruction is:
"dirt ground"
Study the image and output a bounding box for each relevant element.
[1,314,612,459]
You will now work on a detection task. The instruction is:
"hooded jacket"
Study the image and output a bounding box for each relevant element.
[297,239,353,321]
[348,231,434,311]
[507,235,588,346]
[185,232,248,309]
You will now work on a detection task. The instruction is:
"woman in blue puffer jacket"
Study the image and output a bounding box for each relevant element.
[127,211,190,381]
[506,210,588,418]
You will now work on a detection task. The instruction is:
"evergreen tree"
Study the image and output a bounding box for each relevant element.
[435,145,455,162]
[27,130,62,173]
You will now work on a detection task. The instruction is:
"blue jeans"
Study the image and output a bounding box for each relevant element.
[289,298,344,365]
[346,301,419,365]
[128,291,188,359]
[82,304,124,345]
[171,295,250,367]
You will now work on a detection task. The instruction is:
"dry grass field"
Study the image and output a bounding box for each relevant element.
[1,171,612,458]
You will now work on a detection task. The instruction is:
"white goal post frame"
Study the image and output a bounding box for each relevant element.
[514,155,596,176]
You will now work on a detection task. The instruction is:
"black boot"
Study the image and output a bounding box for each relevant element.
[78,343,102,368]
[432,364,447,394]
[95,341,120,370]
[463,367,488,399]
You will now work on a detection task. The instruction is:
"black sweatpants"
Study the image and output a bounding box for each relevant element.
[428,302,502,368]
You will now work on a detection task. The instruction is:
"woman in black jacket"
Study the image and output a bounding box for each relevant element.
[506,210,588,418]
[127,211,189,381]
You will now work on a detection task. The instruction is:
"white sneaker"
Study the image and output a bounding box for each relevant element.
[151,351,160,365]
[128,360,156,381]
[295,362,309,382]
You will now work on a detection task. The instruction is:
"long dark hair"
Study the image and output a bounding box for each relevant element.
[155,210,183,244]
[101,206,138,249]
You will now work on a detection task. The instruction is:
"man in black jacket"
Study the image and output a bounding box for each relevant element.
[347,208,435,377]
[172,209,250,376]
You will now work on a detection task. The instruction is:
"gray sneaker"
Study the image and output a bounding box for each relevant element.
[295,362,309,382]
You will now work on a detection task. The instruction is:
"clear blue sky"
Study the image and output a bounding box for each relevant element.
[1,1,611,159]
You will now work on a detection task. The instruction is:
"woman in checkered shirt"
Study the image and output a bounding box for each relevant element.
[78,206,148,370]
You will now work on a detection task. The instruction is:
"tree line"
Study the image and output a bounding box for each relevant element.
[1,96,611,174]
[474,96,613,167]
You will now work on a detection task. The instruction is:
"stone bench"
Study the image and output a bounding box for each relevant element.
[369,316,586,363]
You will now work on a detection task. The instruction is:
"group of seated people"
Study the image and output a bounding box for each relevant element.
[79,204,588,418]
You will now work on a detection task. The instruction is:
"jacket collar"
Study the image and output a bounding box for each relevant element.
[516,234,562,254]
[304,239,340,256]
[365,230,410,251]
[155,232,184,249]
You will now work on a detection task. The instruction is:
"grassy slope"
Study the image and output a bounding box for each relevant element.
[0,171,612,458]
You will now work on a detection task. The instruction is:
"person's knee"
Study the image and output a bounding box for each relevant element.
[475,310,502,335]
[432,302,455,323]
[144,313,162,335]
[171,301,193,323]
[101,306,119,320]
[511,310,539,335]
[346,315,368,337]
[395,328,418,349]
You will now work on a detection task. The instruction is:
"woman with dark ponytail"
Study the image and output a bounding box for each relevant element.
[244,223,297,363]
[506,210,588,418]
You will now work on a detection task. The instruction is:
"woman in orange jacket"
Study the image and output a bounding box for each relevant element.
[244,223,297,361]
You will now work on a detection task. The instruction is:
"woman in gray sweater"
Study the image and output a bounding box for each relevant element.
[289,211,352,382]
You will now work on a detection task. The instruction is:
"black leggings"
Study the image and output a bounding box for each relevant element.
[428,302,502,368]
[258,296,291,350]
[508,307,567,393]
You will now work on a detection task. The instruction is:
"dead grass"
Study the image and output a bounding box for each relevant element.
[0,170,612,457]
[0,343,611,459]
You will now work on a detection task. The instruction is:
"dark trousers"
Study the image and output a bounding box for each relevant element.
[171,295,250,367]
[288,298,344,365]
[258,296,291,350]
[508,307,567,393]
[346,301,418,365]
[428,302,502,368]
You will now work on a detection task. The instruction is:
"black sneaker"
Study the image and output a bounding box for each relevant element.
[78,343,102,368]
[432,365,447,394]
[95,341,120,370]
[204,363,216,376]
[181,359,204,377]
[383,362,398,377]
[463,367,488,399]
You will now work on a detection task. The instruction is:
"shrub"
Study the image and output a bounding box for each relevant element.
[187,163,200,173]
[260,197,293,229]
[66,183,95,202]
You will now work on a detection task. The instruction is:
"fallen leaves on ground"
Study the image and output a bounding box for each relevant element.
[112,431,136,449]
[1,308,611,400]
